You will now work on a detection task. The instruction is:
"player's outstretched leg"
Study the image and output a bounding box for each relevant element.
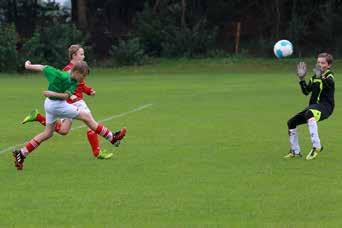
[22,109,47,126]
[12,139,41,170]
[22,109,39,124]
[76,111,127,147]
[112,128,127,146]
[94,124,127,146]
[22,109,65,135]
[12,125,54,170]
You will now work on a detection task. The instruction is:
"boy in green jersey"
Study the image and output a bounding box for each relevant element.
[13,60,126,170]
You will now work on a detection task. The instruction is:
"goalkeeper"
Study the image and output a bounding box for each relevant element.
[285,53,335,160]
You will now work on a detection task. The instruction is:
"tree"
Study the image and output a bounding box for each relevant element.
[181,0,186,28]
[77,0,88,29]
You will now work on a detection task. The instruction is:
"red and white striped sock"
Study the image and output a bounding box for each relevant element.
[21,139,40,157]
[95,124,113,142]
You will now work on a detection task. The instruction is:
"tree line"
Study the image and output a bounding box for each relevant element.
[1,0,342,71]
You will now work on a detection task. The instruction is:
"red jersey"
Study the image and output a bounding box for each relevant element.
[63,62,94,103]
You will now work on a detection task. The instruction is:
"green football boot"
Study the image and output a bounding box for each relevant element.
[22,109,39,124]
[306,147,323,160]
[96,149,113,160]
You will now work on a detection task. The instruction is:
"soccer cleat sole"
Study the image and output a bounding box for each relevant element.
[13,150,24,170]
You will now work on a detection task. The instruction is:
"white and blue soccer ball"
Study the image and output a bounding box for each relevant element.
[273,40,293,58]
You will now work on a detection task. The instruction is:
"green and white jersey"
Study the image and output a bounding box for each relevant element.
[43,66,78,100]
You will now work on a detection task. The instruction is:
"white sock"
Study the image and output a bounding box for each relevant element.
[21,148,29,157]
[307,117,321,148]
[289,128,300,154]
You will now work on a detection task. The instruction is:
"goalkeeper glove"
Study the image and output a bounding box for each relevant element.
[296,62,307,81]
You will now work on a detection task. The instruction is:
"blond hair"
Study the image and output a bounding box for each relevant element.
[68,44,82,60]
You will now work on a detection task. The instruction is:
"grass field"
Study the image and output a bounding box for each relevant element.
[1,58,342,227]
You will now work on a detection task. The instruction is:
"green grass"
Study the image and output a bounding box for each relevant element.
[1,58,342,227]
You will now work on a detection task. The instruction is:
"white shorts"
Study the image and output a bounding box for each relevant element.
[44,98,80,124]
[72,100,91,113]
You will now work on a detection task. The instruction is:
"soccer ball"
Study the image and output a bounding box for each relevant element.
[273,40,293,58]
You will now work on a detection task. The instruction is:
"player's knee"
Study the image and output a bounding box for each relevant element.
[58,129,69,135]
[287,118,296,129]
[304,110,314,120]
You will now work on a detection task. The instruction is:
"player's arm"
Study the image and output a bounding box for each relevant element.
[65,82,78,100]
[296,62,311,95]
[83,83,96,96]
[299,78,312,95]
[322,74,334,90]
[43,91,70,100]
[25,60,45,72]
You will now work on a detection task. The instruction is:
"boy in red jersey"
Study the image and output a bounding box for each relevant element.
[13,60,127,170]
[22,44,112,159]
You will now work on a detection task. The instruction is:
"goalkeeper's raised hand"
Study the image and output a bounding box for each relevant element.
[313,64,323,79]
[296,62,307,81]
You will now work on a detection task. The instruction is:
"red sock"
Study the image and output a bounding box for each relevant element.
[36,114,46,126]
[87,129,100,157]
[95,124,113,141]
[22,139,40,156]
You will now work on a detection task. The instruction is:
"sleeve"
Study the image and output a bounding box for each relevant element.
[63,66,71,72]
[63,63,73,72]
[43,65,58,82]
[322,75,334,90]
[82,81,94,95]
[299,77,312,95]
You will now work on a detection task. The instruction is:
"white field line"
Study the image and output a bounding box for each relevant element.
[0,103,153,155]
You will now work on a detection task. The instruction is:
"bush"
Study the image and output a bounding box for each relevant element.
[21,24,87,68]
[0,24,18,72]
[161,19,217,57]
[133,3,217,58]
[111,37,146,66]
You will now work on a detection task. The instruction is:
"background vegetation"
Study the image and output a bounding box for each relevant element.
[1,0,342,71]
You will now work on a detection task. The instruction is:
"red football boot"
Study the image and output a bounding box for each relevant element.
[111,128,127,146]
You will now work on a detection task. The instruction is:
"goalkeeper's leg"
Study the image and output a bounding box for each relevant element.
[285,111,306,158]
[305,108,325,160]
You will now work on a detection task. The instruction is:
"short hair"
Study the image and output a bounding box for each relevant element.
[71,60,90,76]
[68,44,82,60]
[318,52,333,65]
